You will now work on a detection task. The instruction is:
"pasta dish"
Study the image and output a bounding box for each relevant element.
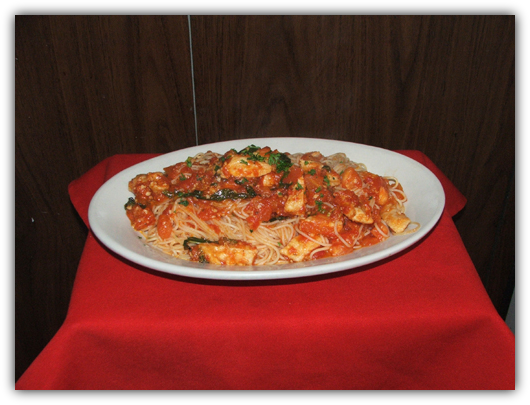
[125,145,419,265]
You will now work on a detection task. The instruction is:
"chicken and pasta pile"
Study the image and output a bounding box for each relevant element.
[125,145,418,266]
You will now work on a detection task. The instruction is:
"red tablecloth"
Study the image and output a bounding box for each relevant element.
[16,151,514,390]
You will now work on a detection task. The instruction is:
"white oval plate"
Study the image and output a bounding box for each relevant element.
[88,138,445,280]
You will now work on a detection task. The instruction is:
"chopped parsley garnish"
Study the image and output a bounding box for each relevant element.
[324,176,330,186]
[124,197,146,209]
[174,187,258,202]
[267,216,290,223]
[239,145,265,162]
[315,200,325,213]
[186,157,193,167]
[308,169,316,175]
[247,154,265,162]
[179,174,186,181]
[124,197,136,210]
[238,145,261,155]
[209,186,257,201]
[162,190,175,198]
[267,152,292,173]
[295,182,303,190]
[178,200,189,206]
[236,145,292,172]
[183,237,215,250]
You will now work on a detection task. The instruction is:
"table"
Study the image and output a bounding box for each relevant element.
[16,151,515,390]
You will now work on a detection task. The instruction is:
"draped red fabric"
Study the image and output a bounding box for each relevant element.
[16,151,514,390]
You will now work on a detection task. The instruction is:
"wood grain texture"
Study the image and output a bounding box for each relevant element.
[15,15,195,380]
[16,15,514,381]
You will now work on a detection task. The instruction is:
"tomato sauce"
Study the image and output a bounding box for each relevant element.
[126,145,410,264]
[126,205,156,231]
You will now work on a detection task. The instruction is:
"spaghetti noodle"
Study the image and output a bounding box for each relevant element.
[125,145,419,265]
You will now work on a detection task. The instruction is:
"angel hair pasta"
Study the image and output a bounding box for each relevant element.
[125,145,419,266]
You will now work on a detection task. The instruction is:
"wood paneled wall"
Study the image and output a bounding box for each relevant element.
[15,15,515,381]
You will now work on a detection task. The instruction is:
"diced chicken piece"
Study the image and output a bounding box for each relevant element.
[350,206,374,224]
[300,151,324,173]
[344,205,374,224]
[299,214,342,237]
[280,235,320,262]
[261,172,280,188]
[380,203,411,234]
[378,186,389,206]
[300,159,324,173]
[196,241,257,265]
[300,151,340,187]
[340,167,363,191]
[311,151,324,159]
[333,189,373,224]
[128,172,171,205]
[325,171,341,187]
[222,154,272,178]
[301,151,324,161]
[284,177,306,215]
